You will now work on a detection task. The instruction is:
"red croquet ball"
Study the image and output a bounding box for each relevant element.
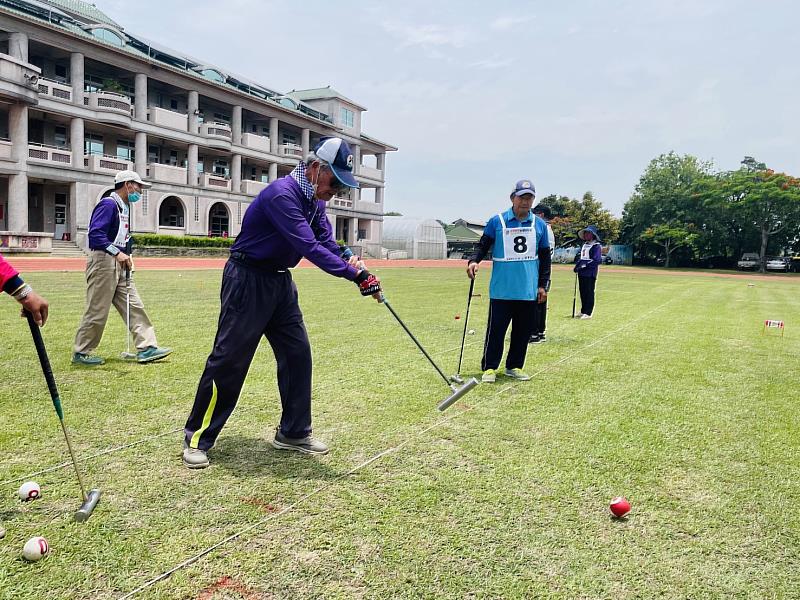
[455,315,461,320]
[609,496,631,517]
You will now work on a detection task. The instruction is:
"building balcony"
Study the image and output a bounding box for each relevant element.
[278,143,303,158]
[0,53,41,104]
[200,122,232,150]
[28,143,72,166]
[36,77,72,102]
[148,162,187,184]
[201,172,231,191]
[84,153,133,174]
[241,179,268,195]
[148,106,188,131]
[240,132,270,153]
[331,196,353,209]
[84,91,133,124]
[0,138,12,161]
[359,165,384,181]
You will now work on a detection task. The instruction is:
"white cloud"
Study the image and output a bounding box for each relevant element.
[381,21,472,49]
[490,15,534,31]
[469,57,514,70]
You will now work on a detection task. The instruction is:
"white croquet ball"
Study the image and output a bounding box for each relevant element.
[468,329,475,335]
[22,536,49,562]
[18,481,41,502]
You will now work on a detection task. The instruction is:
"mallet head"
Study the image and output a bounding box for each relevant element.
[74,488,101,522]
[438,377,478,411]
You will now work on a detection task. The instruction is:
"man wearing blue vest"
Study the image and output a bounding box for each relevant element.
[467,179,551,383]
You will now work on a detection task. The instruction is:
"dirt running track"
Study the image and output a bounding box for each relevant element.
[4,257,798,282]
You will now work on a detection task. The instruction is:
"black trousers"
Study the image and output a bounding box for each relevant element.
[184,259,313,451]
[481,299,536,371]
[578,275,597,316]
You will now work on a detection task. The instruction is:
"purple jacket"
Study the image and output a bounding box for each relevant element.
[575,242,602,278]
[87,197,126,253]
[231,176,358,280]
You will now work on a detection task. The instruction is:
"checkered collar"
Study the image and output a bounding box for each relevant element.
[290,162,315,201]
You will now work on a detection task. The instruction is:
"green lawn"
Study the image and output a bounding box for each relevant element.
[1,265,799,599]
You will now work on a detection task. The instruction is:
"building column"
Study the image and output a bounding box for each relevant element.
[231,105,242,146]
[269,117,278,154]
[134,73,147,121]
[352,144,361,175]
[11,104,32,232]
[376,186,385,206]
[9,32,28,62]
[376,152,385,173]
[350,217,358,244]
[187,144,198,186]
[231,154,242,193]
[70,117,84,169]
[301,128,309,160]
[70,52,84,106]
[268,162,277,182]
[8,174,28,232]
[188,91,199,134]
[135,131,147,176]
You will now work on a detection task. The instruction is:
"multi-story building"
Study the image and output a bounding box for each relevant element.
[0,0,395,255]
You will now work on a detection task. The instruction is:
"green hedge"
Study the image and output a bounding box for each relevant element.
[133,234,235,248]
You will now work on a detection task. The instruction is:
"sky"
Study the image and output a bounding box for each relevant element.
[98,0,800,222]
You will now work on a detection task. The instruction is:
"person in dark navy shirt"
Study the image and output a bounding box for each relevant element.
[183,138,381,469]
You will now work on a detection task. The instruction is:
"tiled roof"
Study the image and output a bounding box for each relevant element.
[44,0,119,26]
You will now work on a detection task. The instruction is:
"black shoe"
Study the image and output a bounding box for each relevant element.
[539,333,546,342]
[528,335,540,344]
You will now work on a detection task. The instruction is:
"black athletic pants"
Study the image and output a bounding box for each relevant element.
[481,299,536,371]
[184,258,313,451]
[578,275,597,316]
[536,298,547,335]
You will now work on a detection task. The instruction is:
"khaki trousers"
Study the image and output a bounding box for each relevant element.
[73,251,157,354]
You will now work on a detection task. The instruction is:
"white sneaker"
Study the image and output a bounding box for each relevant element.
[504,368,531,381]
[481,369,497,383]
[580,314,593,319]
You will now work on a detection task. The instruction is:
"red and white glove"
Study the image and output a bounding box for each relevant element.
[354,269,381,297]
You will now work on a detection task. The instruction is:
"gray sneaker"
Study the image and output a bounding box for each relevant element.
[271,428,329,455]
[182,444,209,469]
[137,346,172,363]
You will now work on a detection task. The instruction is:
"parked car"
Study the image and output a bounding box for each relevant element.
[737,253,760,270]
[791,256,800,273]
[765,257,791,272]
[602,255,613,265]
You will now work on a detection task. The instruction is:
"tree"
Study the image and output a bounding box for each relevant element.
[638,222,699,268]
[708,157,800,272]
[538,192,620,247]
[385,211,403,216]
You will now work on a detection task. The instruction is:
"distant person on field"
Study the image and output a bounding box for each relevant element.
[574,225,602,319]
[467,179,551,383]
[530,204,555,343]
[0,254,49,326]
[72,170,172,365]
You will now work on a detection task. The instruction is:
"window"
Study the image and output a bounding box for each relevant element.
[200,69,225,83]
[159,197,184,228]
[209,203,229,236]
[340,107,354,128]
[54,193,67,226]
[117,140,135,161]
[170,99,178,110]
[358,228,367,240]
[148,145,159,164]
[85,134,103,156]
[212,159,229,177]
[281,133,297,145]
[54,64,67,82]
[213,112,230,124]
[91,28,125,47]
[54,126,67,148]
[169,150,178,166]
[84,74,133,95]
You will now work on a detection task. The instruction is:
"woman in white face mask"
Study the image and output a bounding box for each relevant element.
[72,170,172,366]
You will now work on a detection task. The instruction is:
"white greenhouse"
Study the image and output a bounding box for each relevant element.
[382,217,447,259]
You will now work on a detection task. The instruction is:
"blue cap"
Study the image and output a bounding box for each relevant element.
[512,179,535,197]
[578,225,601,242]
[313,137,359,188]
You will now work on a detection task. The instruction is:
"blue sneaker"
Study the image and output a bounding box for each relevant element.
[137,346,172,363]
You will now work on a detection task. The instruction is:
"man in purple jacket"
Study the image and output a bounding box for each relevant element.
[182,137,381,469]
[72,170,172,365]
[573,225,603,319]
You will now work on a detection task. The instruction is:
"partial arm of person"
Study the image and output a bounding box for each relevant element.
[268,194,381,298]
[466,218,496,279]
[537,220,552,303]
[589,243,603,267]
[311,203,367,270]
[1,256,49,326]
[88,199,132,269]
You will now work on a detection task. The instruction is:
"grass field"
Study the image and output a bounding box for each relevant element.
[1,264,799,599]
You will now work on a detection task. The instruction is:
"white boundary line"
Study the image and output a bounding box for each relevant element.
[118,294,679,599]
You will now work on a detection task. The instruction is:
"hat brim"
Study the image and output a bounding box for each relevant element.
[330,164,359,189]
[578,228,601,242]
[513,190,535,197]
